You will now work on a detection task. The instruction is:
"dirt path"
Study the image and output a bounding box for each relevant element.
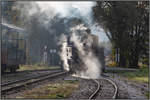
[104,73,149,99]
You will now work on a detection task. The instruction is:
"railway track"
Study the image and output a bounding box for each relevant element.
[89,78,118,99]
[2,68,61,75]
[2,71,68,95]
[1,70,61,86]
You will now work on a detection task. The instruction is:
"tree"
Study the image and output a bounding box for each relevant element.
[128,2,149,67]
[93,1,149,68]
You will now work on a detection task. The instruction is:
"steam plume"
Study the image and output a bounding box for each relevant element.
[70,24,101,79]
[15,2,103,78]
[59,34,69,71]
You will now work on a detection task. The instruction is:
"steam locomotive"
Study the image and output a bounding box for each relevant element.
[1,23,26,73]
[65,31,105,73]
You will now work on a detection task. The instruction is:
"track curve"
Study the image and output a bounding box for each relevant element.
[89,78,118,99]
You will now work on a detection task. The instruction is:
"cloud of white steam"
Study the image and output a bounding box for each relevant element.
[33,1,108,42]
[16,2,96,30]
[36,2,95,23]
[58,34,69,71]
[15,1,103,78]
[16,1,108,42]
[70,24,101,79]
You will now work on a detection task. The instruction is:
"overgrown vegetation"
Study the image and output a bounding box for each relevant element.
[119,66,149,83]
[107,61,117,67]
[16,80,79,99]
[145,92,149,98]
[18,65,61,71]
[93,1,149,68]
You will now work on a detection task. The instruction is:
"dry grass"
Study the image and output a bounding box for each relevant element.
[18,65,61,71]
[119,67,149,83]
[16,80,79,99]
[107,61,117,67]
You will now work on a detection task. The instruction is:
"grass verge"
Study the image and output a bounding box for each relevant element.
[145,91,149,99]
[118,67,149,83]
[16,80,79,99]
[18,65,61,71]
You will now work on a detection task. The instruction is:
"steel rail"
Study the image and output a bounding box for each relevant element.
[102,78,118,99]
[2,68,61,75]
[89,79,101,99]
[89,78,118,99]
[2,71,68,95]
[1,70,61,86]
